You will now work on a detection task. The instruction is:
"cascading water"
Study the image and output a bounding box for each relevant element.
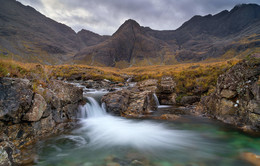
[153,93,160,106]
[33,88,260,166]
[153,93,171,108]
[76,96,198,151]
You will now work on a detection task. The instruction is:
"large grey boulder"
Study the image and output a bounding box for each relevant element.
[0,78,33,123]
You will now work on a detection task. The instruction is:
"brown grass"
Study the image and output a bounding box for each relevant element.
[0,58,240,96]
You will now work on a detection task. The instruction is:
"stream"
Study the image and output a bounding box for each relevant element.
[32,87,260,166]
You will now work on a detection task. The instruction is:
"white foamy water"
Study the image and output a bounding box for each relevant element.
[76,97,196,151]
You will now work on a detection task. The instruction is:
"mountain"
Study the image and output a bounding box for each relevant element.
[77,29,110,49]
[0,0,105,64]
[74,19,168,67]
[75,4,260,67]
[146,3,260,62]
[0,1,260,66]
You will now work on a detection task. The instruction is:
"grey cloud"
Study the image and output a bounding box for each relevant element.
[17,0,260,35]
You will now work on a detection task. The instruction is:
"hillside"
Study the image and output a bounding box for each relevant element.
[0,1,259,67]
[0,0,106,65]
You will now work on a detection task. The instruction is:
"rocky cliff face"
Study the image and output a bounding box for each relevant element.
[197,58,260,131]
[0,78,83,165]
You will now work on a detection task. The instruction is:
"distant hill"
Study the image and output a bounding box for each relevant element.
[0,1,259,66]
[0,0,106,64]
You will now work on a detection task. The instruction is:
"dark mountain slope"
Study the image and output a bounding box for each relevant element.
[145,4,260,61]
[0,0,105,64]
[74,19,169,67]
[77,29,110,48]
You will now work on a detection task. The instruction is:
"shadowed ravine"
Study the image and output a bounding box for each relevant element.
[33,92,260,166]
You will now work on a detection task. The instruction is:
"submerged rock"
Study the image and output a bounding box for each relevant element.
[197,59,260,131]
[241,152,260,166]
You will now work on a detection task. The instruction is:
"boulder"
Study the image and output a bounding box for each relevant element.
[102,84,157,116]
[48,80,83,106]
[0,78,84,164]
[0,78,33,123]
[102,90,130,115]
[126,91,157,116]
[22,94,47,122]
[197,59,260,131]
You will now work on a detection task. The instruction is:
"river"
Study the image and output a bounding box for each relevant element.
[32,88,260,166]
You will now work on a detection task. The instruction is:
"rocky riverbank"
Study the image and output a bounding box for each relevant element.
[0,78,83,165]
[0,58,259,165]
[102,77,199,119]
[197,59,260,131]
[101,58,260,132]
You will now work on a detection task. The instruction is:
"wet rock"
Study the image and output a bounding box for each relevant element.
[62,104,79,120]
[22,94,47,122]
[0,77,33,123]
[102,81,157,116]
[126,91,157,116]
[102,90,130,116]
[197,59,260,131]
[180,96,200,106]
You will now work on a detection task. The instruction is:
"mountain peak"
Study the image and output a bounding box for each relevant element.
[113,19,141,36]
[120,19,141,29]
[124,19,140,25]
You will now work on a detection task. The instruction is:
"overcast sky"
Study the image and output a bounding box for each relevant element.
[17,0,260,35]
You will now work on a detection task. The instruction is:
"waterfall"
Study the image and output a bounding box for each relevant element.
[76,96,195,150]
[78,97,107,118]
[153,93,160,106]
[153,93,171,108]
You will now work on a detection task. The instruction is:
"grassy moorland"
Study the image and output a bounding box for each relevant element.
[0,58,240,96]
